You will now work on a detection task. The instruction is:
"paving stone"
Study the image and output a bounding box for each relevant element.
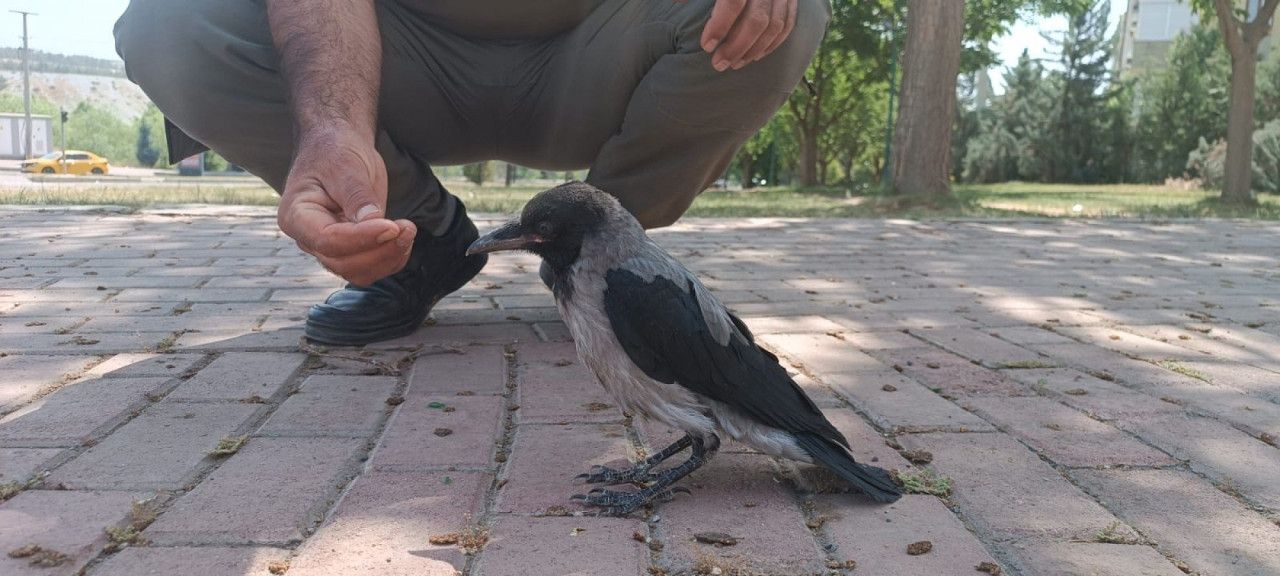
[517,343,623,424]
[145,437,364,545]
[659,453,828,576]
[1008,542,1188,576]
[913,326,1050,368]
[1033,343,1280,438]
[0,377,170,447]
[758,333,885,374]
[821,369,993,433]
[496,423,632,514]
[409,346,508,395]
[816,495,999,576]
[835,329,927,350]
[1119,413,1280,511]
[92,546,293,576]
[474,516,647,576]
[0,355,98,413]
[872,347,1031,397]
[288,471,490,575]
[166,352,305,401]
[1002,368,1182,421]
[1054,326,1206,361]
[86,353,203,379]
[739,315,845,334]
[111,288,269,302]
[1071,468,1280,576]
[45,401,261,490]
[959,396,1176,467]
[0,448,62,483]
[0,490,148,576]
[901,432,1135,542]
[259,375,396,437]
[985,326,1077,345]
[372,395,506,471]
[171,328,307,351]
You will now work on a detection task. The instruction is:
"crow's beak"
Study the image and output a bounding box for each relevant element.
[467,221,533,256]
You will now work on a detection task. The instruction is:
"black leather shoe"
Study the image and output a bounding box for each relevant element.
[304,200,488,345]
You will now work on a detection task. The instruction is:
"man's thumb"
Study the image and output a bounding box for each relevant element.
[339,181,383,223]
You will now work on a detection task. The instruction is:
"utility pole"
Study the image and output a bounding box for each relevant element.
[11,10,37,159]
[60,108,67,172]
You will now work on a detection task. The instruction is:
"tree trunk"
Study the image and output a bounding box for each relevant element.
[889,0,964,198]
[800,128,820,187]
[1222,52,1259,204]
[740,153,756,189]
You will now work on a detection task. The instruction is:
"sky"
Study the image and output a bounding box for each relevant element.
[1,0,1128,82]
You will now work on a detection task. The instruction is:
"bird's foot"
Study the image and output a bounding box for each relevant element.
[570,486,691,517]
[574,464,654,486]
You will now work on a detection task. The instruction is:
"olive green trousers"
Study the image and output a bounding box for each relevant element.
[115,0,828,230]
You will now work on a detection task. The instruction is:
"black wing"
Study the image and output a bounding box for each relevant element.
[603,267,846,447]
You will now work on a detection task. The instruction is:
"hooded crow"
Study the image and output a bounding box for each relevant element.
[468,182,902,515]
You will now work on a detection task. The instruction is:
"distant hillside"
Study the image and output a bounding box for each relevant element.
[0,71,149,121]
[0,48,124,77]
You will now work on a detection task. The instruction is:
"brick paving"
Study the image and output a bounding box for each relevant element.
[1,206,1279,575]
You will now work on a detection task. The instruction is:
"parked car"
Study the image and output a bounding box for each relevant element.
[20,150,110,175]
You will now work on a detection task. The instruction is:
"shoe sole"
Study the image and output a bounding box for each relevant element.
[303,253,489,346]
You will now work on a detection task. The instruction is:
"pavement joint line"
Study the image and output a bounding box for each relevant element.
[456,342,522,576]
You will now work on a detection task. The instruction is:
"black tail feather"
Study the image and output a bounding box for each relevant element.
[795,433,902,503]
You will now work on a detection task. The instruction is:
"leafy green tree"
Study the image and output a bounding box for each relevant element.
[961,51,1055,182]
[65,102,134,165]
[1044,0,1112,182]
[1132,24,1229,182]
[134,104,168,167]
[463,162,492,185]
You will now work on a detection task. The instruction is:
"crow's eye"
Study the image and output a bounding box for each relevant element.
[536,221,555,238]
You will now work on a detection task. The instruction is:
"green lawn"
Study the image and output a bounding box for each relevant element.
[3,179,1279,219]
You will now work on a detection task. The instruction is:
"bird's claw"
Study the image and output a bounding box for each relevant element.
[574,464,652,485]
[569,486,690,516]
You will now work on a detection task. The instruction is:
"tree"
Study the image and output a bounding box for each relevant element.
[786,0,893,187]
[65,102,134,165]
[888,0,965,197]
[1193,0,1280,203]
[135,104,168,167]
[135,118,160,167]
[961,51,1056,182]
[463,162,492,186]
[1132,24,1229,182]
[1045,0,1112,182]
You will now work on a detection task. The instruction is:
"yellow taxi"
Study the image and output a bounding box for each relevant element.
[21,150,111,175]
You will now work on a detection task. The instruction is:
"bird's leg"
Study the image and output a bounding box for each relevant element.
[572,434,720,516]
[576,434,694,485]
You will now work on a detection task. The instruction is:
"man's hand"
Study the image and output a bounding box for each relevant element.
[701,0,798,71]
[277,129,416,286]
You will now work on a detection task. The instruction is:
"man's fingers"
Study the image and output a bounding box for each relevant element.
[711,0,770,71]
[764,0,798,58]
[702,0,747,53]
[315,233,412,286]
[737,0,788,66]
[307,218,401,259]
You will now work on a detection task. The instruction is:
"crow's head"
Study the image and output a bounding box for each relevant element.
[466,181,625,270]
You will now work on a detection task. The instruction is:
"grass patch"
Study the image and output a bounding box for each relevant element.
[893,468,953,497]
[1094,521,1138,544]
[208,435,248,457]
[0,481,23,501]
[1157,360,1211,383]
[5,179,1280,219]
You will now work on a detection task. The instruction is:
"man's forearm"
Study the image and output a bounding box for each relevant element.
[267,0,381,143]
